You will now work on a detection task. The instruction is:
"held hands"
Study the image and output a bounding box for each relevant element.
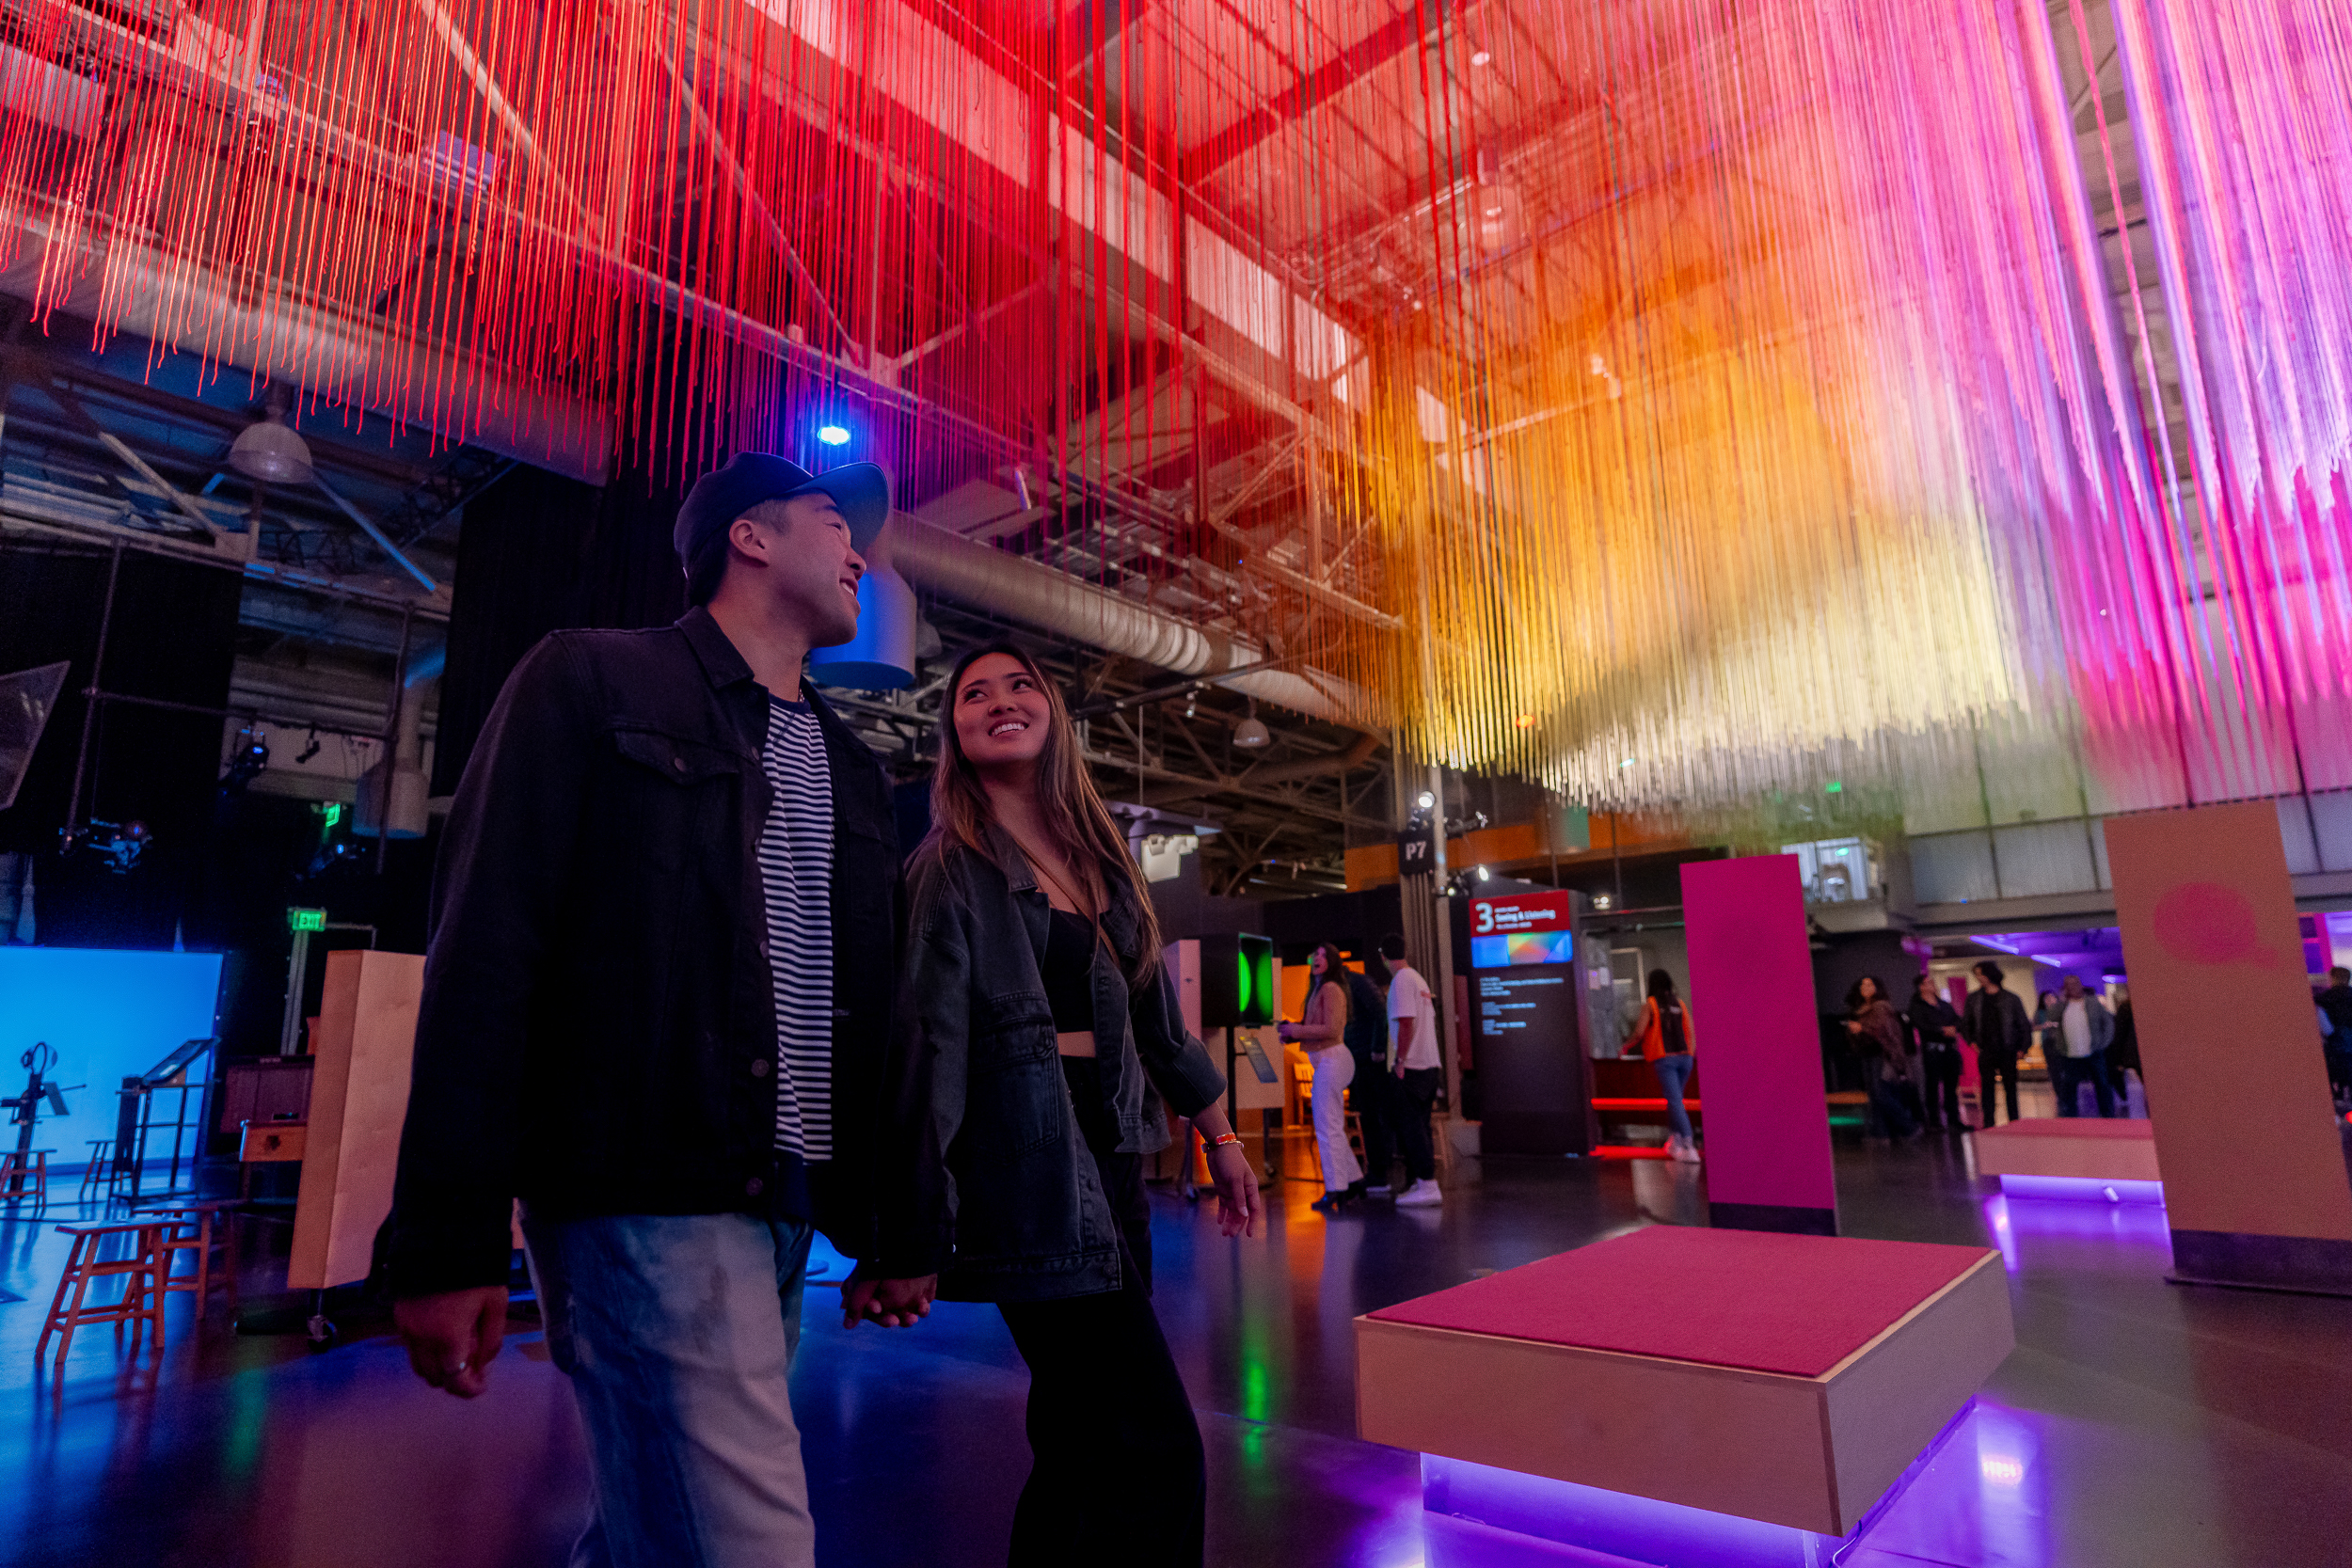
[842,1267,936,1330]
[394,1286,509,1399]
[1203,1139,1263,1239]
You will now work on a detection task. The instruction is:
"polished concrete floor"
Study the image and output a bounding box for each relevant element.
[3,1114,2350,1568]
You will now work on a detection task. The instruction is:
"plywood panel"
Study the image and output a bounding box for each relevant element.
[1820,1255,2013,1532]
[2106,805,2352,1243]
[1357,1318,1841,1534]
[1972,1123,2162,1181]
[289,950,424,1291]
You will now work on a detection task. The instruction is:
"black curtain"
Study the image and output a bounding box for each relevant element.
[431,464,691,795]
[0,540,240,947]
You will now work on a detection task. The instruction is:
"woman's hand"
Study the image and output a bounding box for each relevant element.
[1203,1139,1262,1239]
[842,1268,937,1329]
[1275,1022,1296,1041]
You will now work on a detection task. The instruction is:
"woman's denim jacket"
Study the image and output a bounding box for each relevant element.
[879,823,1225,1302]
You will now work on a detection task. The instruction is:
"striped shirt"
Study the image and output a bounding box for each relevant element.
[758,696,834,1162]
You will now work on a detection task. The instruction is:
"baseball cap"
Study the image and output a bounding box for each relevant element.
[674,453,891,605]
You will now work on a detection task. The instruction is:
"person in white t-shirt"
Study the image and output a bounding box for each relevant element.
[2052,974,2116,1118]
[1380,933,1443,1207]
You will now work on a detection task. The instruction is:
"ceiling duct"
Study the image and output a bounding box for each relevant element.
[884,514,1368,725]
[0,216,610,483]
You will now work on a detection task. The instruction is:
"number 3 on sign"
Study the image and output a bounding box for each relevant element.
[1474,902,1494,934]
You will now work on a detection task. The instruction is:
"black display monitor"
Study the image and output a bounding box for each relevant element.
[1469,890,1597,1155]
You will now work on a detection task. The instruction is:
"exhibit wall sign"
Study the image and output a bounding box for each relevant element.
[2106,802,2352,1295]
[1470,891,1596,1156]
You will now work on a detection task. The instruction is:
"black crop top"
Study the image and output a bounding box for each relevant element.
[1041,906,1097,1031]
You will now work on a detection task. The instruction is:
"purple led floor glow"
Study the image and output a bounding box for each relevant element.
[1997,1174,2166,1206]
[1419,1402,1976,1567]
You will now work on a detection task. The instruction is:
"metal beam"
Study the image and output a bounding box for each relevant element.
[651,33,858,354]
[1178,8,1442,183]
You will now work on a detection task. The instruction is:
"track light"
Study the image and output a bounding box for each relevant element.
[1417,791,1437,810]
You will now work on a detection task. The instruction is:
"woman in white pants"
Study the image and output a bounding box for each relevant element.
[1279,944,1365,1212]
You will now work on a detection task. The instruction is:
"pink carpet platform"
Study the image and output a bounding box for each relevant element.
[1355,1225,2013,1536]
[1973,1117,2160,1182]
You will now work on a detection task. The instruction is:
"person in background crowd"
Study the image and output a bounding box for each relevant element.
[1279,944,1367,1212]
[1906,974,1965,1133]
[2031,990,2064,1066]
[2318,966,2352,1112]
[1845,976,1918,1138]
[2049,974,2117,1117]
[2106,981,2142,1108]
[1963,961,2031,1126]
[1343,951,1397,1196]
[1627,971,1701,1164]
[869,641,1260,1568]
[1380,933,1445,1207]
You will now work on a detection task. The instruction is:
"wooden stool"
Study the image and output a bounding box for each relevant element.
[36,1219,167,1370]
[78,1141,115,1200]
[2,1148,53,1205]
[142,1200,238,1326]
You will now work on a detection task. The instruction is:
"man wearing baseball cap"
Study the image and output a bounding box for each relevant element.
[389,451,905,1566]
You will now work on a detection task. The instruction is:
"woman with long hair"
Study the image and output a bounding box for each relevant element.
[1277,942,1366,1210]
[1628,970,1699,1163]
[856,641,1260,1567]
[1844,975,1919,1138]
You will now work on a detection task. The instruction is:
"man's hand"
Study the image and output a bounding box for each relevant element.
[1204,1140,1262,1239]
[842,1271,936,1329]
[394,1286,508,1399]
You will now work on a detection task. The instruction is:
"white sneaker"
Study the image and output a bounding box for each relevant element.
[1671,1135,1703,1164]
[1395,1179,1444,1207]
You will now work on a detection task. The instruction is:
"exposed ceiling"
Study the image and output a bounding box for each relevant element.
[0,0,2221,888]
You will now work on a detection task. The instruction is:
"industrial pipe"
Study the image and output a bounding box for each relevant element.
[884,513,1370,724]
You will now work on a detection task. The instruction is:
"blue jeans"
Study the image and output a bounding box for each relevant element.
[2054,1050,2115,1117]
[1653,1053,1695,1141]
[521,1211,818,1568]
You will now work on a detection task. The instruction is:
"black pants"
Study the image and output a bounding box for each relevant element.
[2054,1049,2116,1117]
[1353,1060,1396,1186]
[1919,1052,1963,1130]
[1396,1066,1441,1181]
[1867,1075,1918,1137]
[995,1058,1205,1568]
[1979,1053,2022,1125]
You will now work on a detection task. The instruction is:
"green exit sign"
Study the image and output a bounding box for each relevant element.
[288,907,327,933]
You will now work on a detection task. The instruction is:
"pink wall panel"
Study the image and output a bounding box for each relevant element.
[1681,855,1837,1215]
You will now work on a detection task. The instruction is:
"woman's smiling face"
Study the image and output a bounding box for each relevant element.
[953,652,1055,770]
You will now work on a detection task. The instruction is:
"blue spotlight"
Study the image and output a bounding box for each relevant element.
[816,423,851,447]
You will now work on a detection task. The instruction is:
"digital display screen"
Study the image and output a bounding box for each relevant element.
[1233,933,1275,1026]
[1471,929,1578,969]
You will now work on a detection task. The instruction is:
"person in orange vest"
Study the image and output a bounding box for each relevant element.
[1629,971,1699,1164]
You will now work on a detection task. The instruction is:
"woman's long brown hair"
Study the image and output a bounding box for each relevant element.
[1308,943,1350,1024]
[919,641,1164,983]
